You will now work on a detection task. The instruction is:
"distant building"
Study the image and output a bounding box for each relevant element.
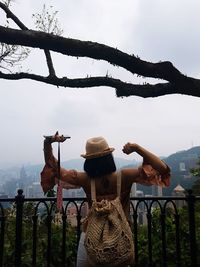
[63,189,70,198]
[130,183,137,198]
[173,184,185,194]
[32,182,43,197]
[25,182,43,198]
[0,194,11,209]
[0,183,3,192]
[179,162,186,172]
[183,174,192,179]
[26,185,34,197]
[172,184,186,208]
[136,190,144,198]
[131,190,146,225]
[152,185,163,197]
[20,166,27,180]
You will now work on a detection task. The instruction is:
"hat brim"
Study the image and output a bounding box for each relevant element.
[81,148,114,159]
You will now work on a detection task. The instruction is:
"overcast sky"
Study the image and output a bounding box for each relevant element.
[0,0,200,167]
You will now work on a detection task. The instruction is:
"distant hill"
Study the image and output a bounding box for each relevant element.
[137,146,200,196]
[163,146,200,195]
[165,146,200,171]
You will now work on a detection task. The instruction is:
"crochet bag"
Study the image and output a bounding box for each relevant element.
[84,171,134,267]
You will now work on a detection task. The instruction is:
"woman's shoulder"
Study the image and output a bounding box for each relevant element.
[77,171,88,183]
[121,167,140,178]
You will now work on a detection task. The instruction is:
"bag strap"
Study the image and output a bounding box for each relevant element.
[91,171,122,201]
[117,170,121,197]
[91,178,96,201]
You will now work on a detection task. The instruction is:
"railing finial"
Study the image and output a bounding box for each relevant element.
[17,189,23,196]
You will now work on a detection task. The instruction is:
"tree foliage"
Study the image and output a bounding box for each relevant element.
[0,1,30,72]
[3,202,77,267]
[0,1,200,98]
[191,158,200,195]
[135,206,200,266]
[191,158,200,178]
[32,4,63,36]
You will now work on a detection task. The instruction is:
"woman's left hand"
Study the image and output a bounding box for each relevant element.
[122,142,138,155]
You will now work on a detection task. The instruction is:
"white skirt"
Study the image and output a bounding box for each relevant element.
[76,232,87,267]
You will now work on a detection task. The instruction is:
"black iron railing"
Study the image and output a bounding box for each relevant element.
[0,189,200,267]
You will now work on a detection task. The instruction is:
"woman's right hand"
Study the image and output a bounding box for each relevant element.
[44,131,69,143]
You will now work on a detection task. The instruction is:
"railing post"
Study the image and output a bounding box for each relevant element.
[160,210,167,267]
[186,189,197,266]
[0,205,5,267]
[46,214,53,267]
[32,215,38,267]
[133,211,138,266]
[62,213,67,267]
[174,213,181,267]
[146,211,154,267]
[76,211,82,249]
[14,189,24,267]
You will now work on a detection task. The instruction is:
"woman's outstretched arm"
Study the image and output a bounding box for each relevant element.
[41,133,81,193]
[122,142,170,187]
[123,142,168,174]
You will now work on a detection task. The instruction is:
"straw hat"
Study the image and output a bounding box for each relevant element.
[81,137,114,159]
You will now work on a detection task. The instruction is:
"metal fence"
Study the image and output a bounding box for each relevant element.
[0,189,199,267]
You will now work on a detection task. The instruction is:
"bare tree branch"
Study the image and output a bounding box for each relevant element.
[0,26,187,81]
[0,2,56,76]
[0,71,199,98]
[44,49,55,76]
[0,2,28,30]
[0,2,200,98]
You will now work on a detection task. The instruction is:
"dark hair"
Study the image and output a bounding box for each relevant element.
[83,153,116,178]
